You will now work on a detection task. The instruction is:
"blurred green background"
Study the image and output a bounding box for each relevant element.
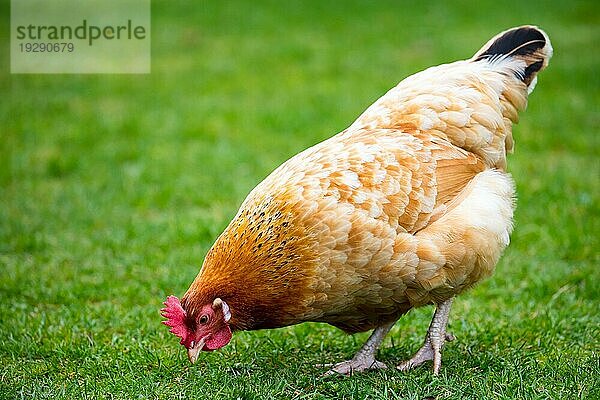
[1,0,598,398]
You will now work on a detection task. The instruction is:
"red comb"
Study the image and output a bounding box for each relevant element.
[161,295,189,345]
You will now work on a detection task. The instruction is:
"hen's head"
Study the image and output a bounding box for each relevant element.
[161,295,232,363]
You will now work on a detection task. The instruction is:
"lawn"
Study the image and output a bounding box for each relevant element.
[1,0,599,399]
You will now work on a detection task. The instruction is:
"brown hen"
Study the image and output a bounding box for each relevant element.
[162,25,552,375]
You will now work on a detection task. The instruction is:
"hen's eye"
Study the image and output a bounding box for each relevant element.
[199,315,209,324]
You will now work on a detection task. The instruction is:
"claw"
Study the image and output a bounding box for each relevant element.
[323,359,387,376]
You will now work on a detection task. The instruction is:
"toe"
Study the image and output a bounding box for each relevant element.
[322,359,387,376]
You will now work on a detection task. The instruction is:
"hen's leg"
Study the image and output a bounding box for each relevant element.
[398,297,454,375]
[323,320,396,376]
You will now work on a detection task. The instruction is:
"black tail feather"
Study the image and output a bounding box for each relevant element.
[472,26,552,87]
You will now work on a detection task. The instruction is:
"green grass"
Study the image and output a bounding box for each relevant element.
[1,0,599,398]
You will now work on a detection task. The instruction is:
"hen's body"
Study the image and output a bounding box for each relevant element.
[198,128,512,334]
[176,26,552,374]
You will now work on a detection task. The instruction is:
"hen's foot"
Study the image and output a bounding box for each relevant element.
[321,320,396,376]
[397,297,454,375]
[396,332,454,373]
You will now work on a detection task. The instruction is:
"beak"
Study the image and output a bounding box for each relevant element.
[187,336,207,364]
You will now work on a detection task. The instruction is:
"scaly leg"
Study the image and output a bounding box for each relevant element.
[398,297,454,375]
[323,320,396,376]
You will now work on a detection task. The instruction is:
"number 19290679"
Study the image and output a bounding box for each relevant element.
[19,42,74,52]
